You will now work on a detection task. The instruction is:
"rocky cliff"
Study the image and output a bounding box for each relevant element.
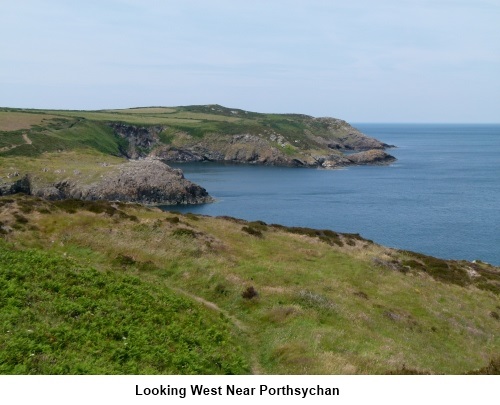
[1,159,213,205]
[109,115,396,169]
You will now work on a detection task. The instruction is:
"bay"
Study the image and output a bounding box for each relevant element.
[163,124,500,265]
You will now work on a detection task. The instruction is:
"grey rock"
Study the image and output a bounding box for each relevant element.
[346,150,397,165]
[5,160,213,205]
[81,159,212,205]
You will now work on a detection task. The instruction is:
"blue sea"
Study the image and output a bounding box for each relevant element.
[164,124,500,265]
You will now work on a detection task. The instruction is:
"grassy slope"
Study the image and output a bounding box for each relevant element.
[0,242,248,375]
[1,195,499,375]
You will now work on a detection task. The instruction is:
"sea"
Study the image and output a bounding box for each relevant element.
[163,124,500,266]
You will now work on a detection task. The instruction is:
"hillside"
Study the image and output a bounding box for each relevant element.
[0,105,394,161]
[0,105,395,204]
[1,195,499,374]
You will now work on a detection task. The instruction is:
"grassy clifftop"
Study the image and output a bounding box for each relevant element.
[1,195,499,374]
[0,105,393,166]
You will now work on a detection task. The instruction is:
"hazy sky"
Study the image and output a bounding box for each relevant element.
[1,0,499,122]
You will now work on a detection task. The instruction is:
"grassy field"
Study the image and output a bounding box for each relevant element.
[0,150,126,191]
[1,195,498,374]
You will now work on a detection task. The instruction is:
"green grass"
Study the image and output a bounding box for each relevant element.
[0,150,127,190]
[0,118,127,159]
[0,240,249,374]
[0,107,496,375]
[1,195,498,374]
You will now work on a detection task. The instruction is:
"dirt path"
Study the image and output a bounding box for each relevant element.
[22,133,32,145]
[171,287,247,331]
[170,287,264,374]
[0,133,33,152]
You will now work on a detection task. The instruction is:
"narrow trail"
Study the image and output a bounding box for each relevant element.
[170,286,264,375]
[0,133,33,152]
[171,287,247,331]
[22,133,32,145]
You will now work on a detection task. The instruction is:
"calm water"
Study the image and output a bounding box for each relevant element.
[164,124,500,265]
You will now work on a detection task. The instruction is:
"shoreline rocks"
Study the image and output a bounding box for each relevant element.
[109,120,397,170]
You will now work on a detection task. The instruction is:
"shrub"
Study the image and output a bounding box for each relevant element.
[137,261,158,272]
[248,221,268,231]
[37,207,51,214]
[242,286,258,299]
[241,226,263,238]
[53,199,86,213]
[185,213,199,221]
[166,216,180,224]
[172,228,196,238]
[14,213,29,224]
[113,254,136,267]
[215,283,228,295]
[353,291,369,300]
[387,364,431,375]
[466,356,500,375]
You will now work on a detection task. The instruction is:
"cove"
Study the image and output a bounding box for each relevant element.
[162,124,500,265]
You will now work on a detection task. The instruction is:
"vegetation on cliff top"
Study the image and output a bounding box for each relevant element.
[0,104,391,163]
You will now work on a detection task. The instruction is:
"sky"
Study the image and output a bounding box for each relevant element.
[1,0,499,122]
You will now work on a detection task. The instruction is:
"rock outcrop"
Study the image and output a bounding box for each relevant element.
[345,150,397,165]
[152,133,296,166]
[2,159,213,205]
[0,175,31,196]
[110,123,163,159]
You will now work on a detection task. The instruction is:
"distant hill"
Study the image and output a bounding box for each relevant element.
[0,105,395,204]
[0,105,395,165]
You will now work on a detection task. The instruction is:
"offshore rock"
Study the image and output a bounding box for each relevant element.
[346,150,397,165]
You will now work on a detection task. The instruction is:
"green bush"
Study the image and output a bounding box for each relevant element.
[172,228,196,238]
[242,226,263,238]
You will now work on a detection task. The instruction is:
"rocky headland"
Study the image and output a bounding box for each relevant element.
[0,159,212,205]
[109,112,396,169]
[0,105,397,204]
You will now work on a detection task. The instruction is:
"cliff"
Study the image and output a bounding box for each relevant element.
[0,158,212,205]
[106,106,396,168]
